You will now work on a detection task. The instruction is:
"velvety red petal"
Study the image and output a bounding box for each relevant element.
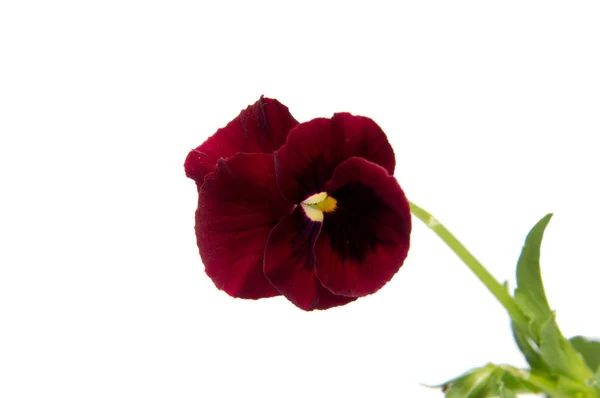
[185,96,298,184]
[314,157,411,297]
[263,207,356,311]
[274,113,395,204]
[197,153,294,299]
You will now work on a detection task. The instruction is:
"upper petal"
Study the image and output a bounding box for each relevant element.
[263,207,356,311]
[197,153,294,299]
[314,157,411,297]
[185,96,299,185]
[274,113,395,204]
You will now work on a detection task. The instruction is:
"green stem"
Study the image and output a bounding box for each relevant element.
[409,201,528,326]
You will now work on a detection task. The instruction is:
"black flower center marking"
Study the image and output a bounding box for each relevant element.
[323,181,393,264]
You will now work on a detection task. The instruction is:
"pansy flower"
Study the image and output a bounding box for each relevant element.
[185,97,411,310]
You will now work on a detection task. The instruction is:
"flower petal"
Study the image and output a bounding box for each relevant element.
[197,153,294,299]
[274,113,395,204]
[185,96,298,185]
[314,157,411,297]
[263,207,357,311]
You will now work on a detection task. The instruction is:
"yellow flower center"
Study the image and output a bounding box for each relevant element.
[300,192,337,222]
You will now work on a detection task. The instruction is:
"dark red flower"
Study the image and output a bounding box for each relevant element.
[185,98,411,310]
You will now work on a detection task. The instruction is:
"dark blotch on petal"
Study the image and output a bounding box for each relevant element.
[197,153,294,299]
[185,96,298,185]
[314,157,411,297]
[275,113,395,204]
[264,207,356,311]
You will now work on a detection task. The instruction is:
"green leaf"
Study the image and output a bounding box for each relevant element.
[511,321,550,372]
[514,213,553,325]
[555,375,597,398]
[511,214,596,393]
[570,336,600,372]
[590,368,600,395]
[435,364,541,397]
[512,214,556,374]
[498,383,517,398]
[437,364,496,398]
[539,315,594,383]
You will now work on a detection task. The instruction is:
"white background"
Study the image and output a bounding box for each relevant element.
[1,1,599,397]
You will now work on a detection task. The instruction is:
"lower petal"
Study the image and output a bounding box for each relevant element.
[315,157,411,297]
[263,207,356,311]
[197,153,294,299]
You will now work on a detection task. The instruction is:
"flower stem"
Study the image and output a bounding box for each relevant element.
[409,201,528,326]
